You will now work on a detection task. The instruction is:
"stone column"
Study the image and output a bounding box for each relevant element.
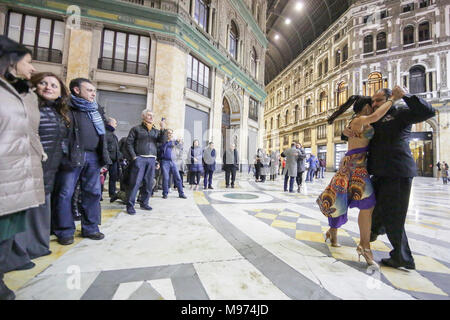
[65,28,93,87]
[212,71,224,159]
[152,40,187,135]
[239,93,250,170]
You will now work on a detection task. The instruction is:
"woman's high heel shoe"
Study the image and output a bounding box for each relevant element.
[356,245,378,268]
[325,230,341,247]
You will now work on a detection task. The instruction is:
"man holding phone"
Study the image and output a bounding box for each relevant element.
[125,110,167,215]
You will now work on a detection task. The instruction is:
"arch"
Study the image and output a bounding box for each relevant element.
[285,109,289,126]
[409,65,426,94]
[364,34,374,53]
[337,81,348,106]
[367,72,383,96]
[418,21,431,42]
[403,25,415,44]
[319,91,328,113]
[229,20,239,59]
[250,46,258,78]
[376,32,387,50]
[294,105,299,123]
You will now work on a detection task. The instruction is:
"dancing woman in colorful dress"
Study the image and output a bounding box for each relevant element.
[316,93,399,266]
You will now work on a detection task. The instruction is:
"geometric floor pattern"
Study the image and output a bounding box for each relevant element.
[246,207,450,299]
[5,171,450,300]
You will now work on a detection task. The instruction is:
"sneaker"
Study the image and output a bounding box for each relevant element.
[179,194,187,199]
[58,237,74,246]
[82,232,105,240]
[162,195,168,199]
[140,204,153,211]
[126,206,136,215]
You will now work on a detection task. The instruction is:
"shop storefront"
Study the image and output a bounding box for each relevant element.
[409,131,433,177]
[335,143,348,171]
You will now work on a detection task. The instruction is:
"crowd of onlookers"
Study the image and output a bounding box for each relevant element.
[0,35,242,300]
[251,146,327,192]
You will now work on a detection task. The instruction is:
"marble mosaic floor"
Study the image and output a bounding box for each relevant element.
[5,172,450,300]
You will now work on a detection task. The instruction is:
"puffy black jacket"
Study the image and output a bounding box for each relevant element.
[126,123,167,160]
[38,101,68,193]
[105,126,122,162]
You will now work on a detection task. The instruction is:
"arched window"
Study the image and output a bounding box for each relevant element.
[305,99,312,119]
[305,72,309,85]
[319,91,328,113]
[418,22,430,42]
[403,25,414,44]
[264,120,267,131]
[324,58,328,74]
[229,21,239,59]
[335,49,341,67]
[318,62,323,77]
[294,105,299,122]
[271,118,273,130]
[337,81,348,106]
[250,47,257,78]
[194,0,210,33]
[276,114,280,129]
[409,65,426,94]
[376,32,387,50]
[364,35,374,53]
[367,72,383,96]
[342,44,348,62]
[285,109,289,126]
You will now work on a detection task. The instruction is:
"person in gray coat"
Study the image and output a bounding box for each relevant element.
[270,151,280,181]
[295,142,307,192]
[281,143,300,192]
[259,151,270,183]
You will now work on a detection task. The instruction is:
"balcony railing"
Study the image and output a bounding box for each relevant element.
[187,78,210,98]
[25,45,62,64]
[98,57,149,75]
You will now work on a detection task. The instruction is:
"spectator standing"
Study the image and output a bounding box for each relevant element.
[306,154,319,182]
[203,142,216,189]
[105,117,122,202]
[159,129,187,199]
[189,139,203,190]
[0,37,43,300]
[223,143,239,188]
[295,143,307,192]
[436,161,442,180]
[281,143,299,192]
[319,158,326,179]
[52,78,111,245]
[126,110,167,214]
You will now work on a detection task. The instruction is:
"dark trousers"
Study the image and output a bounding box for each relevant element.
[284,173,295,192]
[204,170,214,188]
[127,157,155,208]
[53,151,101,239]
[296,171,304,187]
[371,176,414,265]
[306,168,315,182]
[161,160,184,196]
[225,167,237,186]
[107,161,119,197]
[14,193,51,260]
[190,171,201,185]
[0,237,30,274]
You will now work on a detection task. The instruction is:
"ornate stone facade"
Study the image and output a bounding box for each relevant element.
[264,0,450,176]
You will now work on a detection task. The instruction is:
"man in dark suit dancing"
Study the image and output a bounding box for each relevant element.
[347,85,435,269]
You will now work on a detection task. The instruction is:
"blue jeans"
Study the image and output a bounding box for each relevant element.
[204,170,213,188]
[127,157,155,208]
[53,152,101,239]
[284,173,295,192]
[161,160,184,196]
[320,167,325,178]
[306,168,316,182]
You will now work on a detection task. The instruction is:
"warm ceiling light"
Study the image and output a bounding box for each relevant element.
[285,18,291,25]
[295,2,304,11]
[274,34,280,40]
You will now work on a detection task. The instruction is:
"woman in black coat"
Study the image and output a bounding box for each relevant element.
[12,72,70,262]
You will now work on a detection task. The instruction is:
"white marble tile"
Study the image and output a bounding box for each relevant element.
[194,260,290,300]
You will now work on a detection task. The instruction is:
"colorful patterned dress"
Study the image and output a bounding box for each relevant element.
[316,126,376,228]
